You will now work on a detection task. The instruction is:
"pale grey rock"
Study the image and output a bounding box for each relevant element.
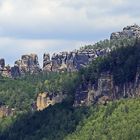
[110,24,140,40]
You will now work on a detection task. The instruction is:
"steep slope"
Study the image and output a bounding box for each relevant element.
[74,38,140,106]
[1,25,140,140]
[1,98,140,140]
[65,98,140,140]
[0,102,90,140]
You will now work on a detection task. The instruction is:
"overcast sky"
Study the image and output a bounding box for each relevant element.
[0,0,140,66]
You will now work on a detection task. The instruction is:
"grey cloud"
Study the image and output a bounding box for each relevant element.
[0,0,139,41]
[0,0,140,65]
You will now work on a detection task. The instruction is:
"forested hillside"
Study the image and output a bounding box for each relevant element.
[1,98,140,140]
[0,72,79,111]
[0,26,140,139]
[65,98,140,140]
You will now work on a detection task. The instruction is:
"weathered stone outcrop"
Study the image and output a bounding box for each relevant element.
[74,72,113,106]
[36,92,66,111]
[111,24,140,40]
[43,48,110,72]
[1,24,140,78]
[0,59,11,78]
[15,53,41,75]
[0,54,42,78]
[43,53,52,72]
[74,70,140,106]
[0,48,111,77]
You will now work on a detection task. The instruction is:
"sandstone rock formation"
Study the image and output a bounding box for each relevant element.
[36,92,66,111]
[43,48,110,73]
[43,53,52,72]
[0,24,140,78]
[0,59,11,78]
[110,24,140,40]
[0,54,42,78]
[15,53,41,75]
[74,70,140,107]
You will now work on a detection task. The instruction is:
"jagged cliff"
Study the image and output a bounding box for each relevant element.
[36,92,66,111]
[0,54,41,78]
[15,53,41,76]
[0,46,111,77]
[74,70,140,107]
[1,24,140,78]
[43,48,110,73]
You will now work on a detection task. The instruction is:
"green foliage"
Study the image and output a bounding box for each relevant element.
[1,98,140,140]
[0,102,90,140]
[65,98,140,140]
[0,78,36,111]
[80,38,136,50]
[81,38,140,85]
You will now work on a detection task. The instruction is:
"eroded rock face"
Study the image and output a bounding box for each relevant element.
[0,59,11,78]
[43,53,52,72]
[74,72,113,106]
[74,68,140,107]
[97,72,114,97]
[110,24,140,40]
[15,54,41,75]
[43,48,111,73]
[1,24,140,78]
[36,92,66,111]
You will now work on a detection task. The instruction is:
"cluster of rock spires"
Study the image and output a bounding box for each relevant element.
[1,24,140,79]
[0,54,42,78]
[43,48,110,73]
[0,47,111,78]
[0,45,111,78]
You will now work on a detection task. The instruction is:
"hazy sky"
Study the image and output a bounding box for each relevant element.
[0,0,140,65]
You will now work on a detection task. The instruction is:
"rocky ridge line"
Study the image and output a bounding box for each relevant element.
[0,24,140,78]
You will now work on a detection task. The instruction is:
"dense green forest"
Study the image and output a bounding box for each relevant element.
[0,37,140,139]
[0,102,90,140]
[65,98,140,140]
[0,72,79,111]
[1,98,140,140]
